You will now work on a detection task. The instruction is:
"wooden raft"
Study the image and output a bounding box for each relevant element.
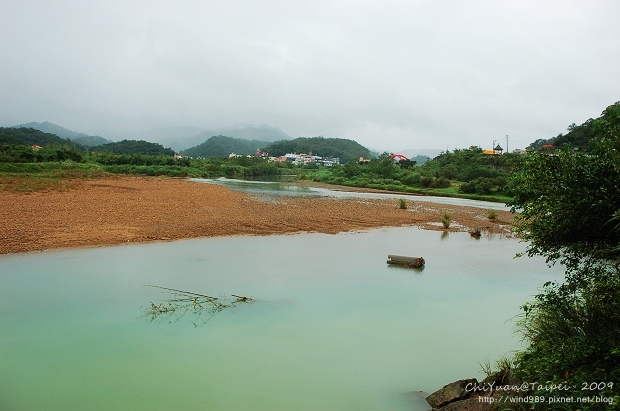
[387,255,425,268]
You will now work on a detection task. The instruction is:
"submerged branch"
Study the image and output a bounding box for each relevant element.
[142,285,256,326]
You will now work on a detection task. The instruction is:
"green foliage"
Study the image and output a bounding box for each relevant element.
[399,198,408,210]
[0,162,109,192]
[72,135,110,147]
[459,177,507,195]
[503,102,620,409]
[441,211,451,229]
[513,270,620,410]
[508,149,620,267]
[0,144,84,163]
[89,152,186,167]
[0,127,80,147]
[94,139,175,156]
[420,146,514,182]
[527,101,620,153]
[265,136,371,164]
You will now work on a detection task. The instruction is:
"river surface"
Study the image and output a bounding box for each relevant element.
[189,177,511,210]
[0,226,562,411]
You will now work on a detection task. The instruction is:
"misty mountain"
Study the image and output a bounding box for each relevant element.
[183,135,270,158]
[138,124,292,151]
[16,121,111,147]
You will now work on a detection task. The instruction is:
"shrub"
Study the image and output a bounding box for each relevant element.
[441,211,451,228]
[475,179,492,195]
[430,176,451,188]
[399,198,407,210]
[420,176,433,187]
[401,172,421,186]
[487,209,497,220]
[459,181,476,194]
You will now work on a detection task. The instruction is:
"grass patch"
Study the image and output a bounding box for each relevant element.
[0,162,110,192]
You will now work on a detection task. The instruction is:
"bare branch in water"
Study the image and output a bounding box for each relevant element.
[142,285,256,326]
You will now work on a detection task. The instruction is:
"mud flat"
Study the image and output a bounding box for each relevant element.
[0,176,515,254]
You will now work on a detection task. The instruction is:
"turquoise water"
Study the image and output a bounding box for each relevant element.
[0,227,562,410]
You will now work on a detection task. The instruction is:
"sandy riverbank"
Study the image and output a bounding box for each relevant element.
[0,176,515,254]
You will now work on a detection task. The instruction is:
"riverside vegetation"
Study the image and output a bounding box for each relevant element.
[2,126,514,201]
[471,102,620,410]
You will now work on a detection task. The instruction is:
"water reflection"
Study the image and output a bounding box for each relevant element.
[189,177,510,210]
[142,285,256,327]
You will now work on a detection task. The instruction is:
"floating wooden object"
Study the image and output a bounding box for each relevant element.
[387,255,425,268]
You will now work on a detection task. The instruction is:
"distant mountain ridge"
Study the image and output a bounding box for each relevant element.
[151,124,292,151]
[13,122,291,151]
[15,121,111,147]
[9,121,441,161]
[17,121,86,139]
[182,135,269,158]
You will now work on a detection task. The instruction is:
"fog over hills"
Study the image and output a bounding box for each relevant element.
[132,124,292,151]
[18,121,91,140]
[16,121,111,147]
[11,120,446,158]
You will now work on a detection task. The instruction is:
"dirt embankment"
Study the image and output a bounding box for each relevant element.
[0,176,515,254]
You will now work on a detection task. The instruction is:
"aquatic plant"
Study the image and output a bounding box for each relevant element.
[441,211,451,229]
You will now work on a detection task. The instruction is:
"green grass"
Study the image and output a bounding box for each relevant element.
[302,170,512,203]
[0,162,110,192]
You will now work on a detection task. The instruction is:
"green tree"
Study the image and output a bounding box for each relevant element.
[505,102,620,409]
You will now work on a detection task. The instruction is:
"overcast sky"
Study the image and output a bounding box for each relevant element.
[1,0,619,152]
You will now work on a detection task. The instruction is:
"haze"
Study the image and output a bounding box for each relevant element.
[1,0,619,152]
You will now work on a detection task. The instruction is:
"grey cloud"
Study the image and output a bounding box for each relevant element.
[1,0,619,152]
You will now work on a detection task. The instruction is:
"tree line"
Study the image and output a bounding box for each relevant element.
[498,101,620,409]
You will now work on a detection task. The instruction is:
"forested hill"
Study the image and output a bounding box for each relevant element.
[265,137,372,163]
[0,127,76,147]
[528,101,620,151]
[94,140,175,156]
[182,135,270,158]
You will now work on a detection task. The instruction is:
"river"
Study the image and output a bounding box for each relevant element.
[0,223,562,410]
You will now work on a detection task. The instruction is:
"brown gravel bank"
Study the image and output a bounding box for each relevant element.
[0,176,515,254]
